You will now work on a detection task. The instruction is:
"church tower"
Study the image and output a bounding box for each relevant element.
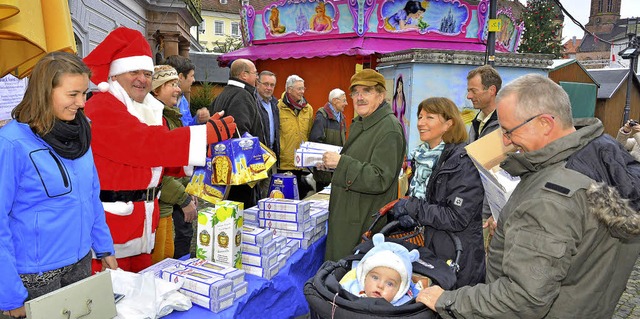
[585,0,622,34]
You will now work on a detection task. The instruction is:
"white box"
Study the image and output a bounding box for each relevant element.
[196,207,216,261]
[242,240,277,256]
[161,268,233,299]
[257,198,311,213]
[181,290,235,313]
[182,258,245,287]
[233,281,249,300]
[242,263,279,280]
[260,218,311,231]
[287,239,300,255]
[259,209,310,223]
[465,130,520,221]
[242,250,278,268]
[242,225,273,245]
[270,226,314,240]
[213,200,244,268]
[139,258,184,278]
[309,208,329,227]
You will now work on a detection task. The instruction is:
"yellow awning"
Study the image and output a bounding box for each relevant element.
[0,0,76,78]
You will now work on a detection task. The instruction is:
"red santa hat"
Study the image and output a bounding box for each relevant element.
[83,27,154,92]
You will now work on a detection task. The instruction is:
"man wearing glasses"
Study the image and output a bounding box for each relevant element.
[211,58,266,207]
[417,74,640,318]
[255,70,281,198]
[466,65,502,143]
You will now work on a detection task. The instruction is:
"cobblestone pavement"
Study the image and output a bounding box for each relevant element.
[613,255,640,319]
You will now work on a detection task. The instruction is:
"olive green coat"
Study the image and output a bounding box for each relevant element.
[324,101,406,261]
[158,106,190,218]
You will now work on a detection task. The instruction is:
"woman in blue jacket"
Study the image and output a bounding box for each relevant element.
[390,97,485,288]
[0,52,117,318]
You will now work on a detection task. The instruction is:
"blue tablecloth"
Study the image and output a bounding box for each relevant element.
[165,236,326,319]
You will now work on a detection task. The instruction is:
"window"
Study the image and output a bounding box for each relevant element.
[597,0,603,12]
[220,0,227,4]
[199,20,206,34]
[607,0,613,12]
[214,21,224,35]
[231,22,240,37]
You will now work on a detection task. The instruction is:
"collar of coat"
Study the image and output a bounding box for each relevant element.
[355,101,393,131]
[502,118,640,240]
[227,78,256,94]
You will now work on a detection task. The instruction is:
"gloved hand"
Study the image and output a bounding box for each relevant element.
[206,111,236,144]
[398,214,417,229]
[390,198,409,219]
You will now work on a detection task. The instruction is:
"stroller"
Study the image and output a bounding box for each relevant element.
[304,202,462,319]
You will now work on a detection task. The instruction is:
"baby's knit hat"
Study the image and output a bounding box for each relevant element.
[356,233,420,303]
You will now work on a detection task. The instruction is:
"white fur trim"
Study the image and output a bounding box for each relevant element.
[188,125,207,166]
[97,82,109,92]
[183,166,194,177]
[103,201,134,216]
[109,56,154,77]
[149,167,162,188]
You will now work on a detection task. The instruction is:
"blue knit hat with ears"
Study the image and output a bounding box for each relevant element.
[356,233,420,303]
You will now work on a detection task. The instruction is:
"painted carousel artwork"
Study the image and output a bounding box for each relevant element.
[379,0,469,35]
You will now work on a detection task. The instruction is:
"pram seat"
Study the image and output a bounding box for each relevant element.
[304,237,458,319]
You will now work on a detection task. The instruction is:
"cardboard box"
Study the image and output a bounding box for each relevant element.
[257,198,311,213]
[161,268,233,300]
[242,225,273,245]
[196,207,216,261]
[234,281,249,300]
[182,258,245,287]
[181,290,235,313]
[464,129,520,221]
[213,200,244,268]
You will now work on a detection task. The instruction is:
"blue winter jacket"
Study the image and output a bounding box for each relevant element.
[0,120,114,311]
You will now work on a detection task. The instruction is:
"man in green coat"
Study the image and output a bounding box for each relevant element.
[417,74,640,318]
[320,69,406,261]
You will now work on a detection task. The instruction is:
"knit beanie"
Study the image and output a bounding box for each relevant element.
[151,65,179,91]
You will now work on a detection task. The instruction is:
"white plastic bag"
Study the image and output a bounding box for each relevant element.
[108,269,191,318]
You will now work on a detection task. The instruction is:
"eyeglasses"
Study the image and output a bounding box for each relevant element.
[258,81,276,88]
[501,113,545,140]
[350,89,376,98]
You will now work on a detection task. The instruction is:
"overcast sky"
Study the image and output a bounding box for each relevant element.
[517,0,640,41]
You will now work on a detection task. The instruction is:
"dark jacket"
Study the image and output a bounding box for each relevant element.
[158,105,190,218]
[325,101,406,261]
[437,119,640,318]
[309,103,346,184]
[467,110,499,143]
[211,78,265,144]
[256,94,280,161]
[210,78,264,207]
[404,142,485,288]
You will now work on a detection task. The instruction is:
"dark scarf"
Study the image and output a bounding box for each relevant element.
[284,92,307,111]
[40,111,91,160]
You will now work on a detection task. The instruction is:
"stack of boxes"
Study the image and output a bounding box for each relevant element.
[241,224,280,279]
[140,258,247,313]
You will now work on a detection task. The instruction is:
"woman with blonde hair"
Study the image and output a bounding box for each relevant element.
[390,97,485,288]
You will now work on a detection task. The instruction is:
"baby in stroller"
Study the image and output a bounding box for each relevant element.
[339,233,420,306]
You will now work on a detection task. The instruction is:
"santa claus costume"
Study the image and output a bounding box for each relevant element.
[83,27,233,272]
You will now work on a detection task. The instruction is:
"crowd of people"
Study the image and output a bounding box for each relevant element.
[1,25,640,319]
